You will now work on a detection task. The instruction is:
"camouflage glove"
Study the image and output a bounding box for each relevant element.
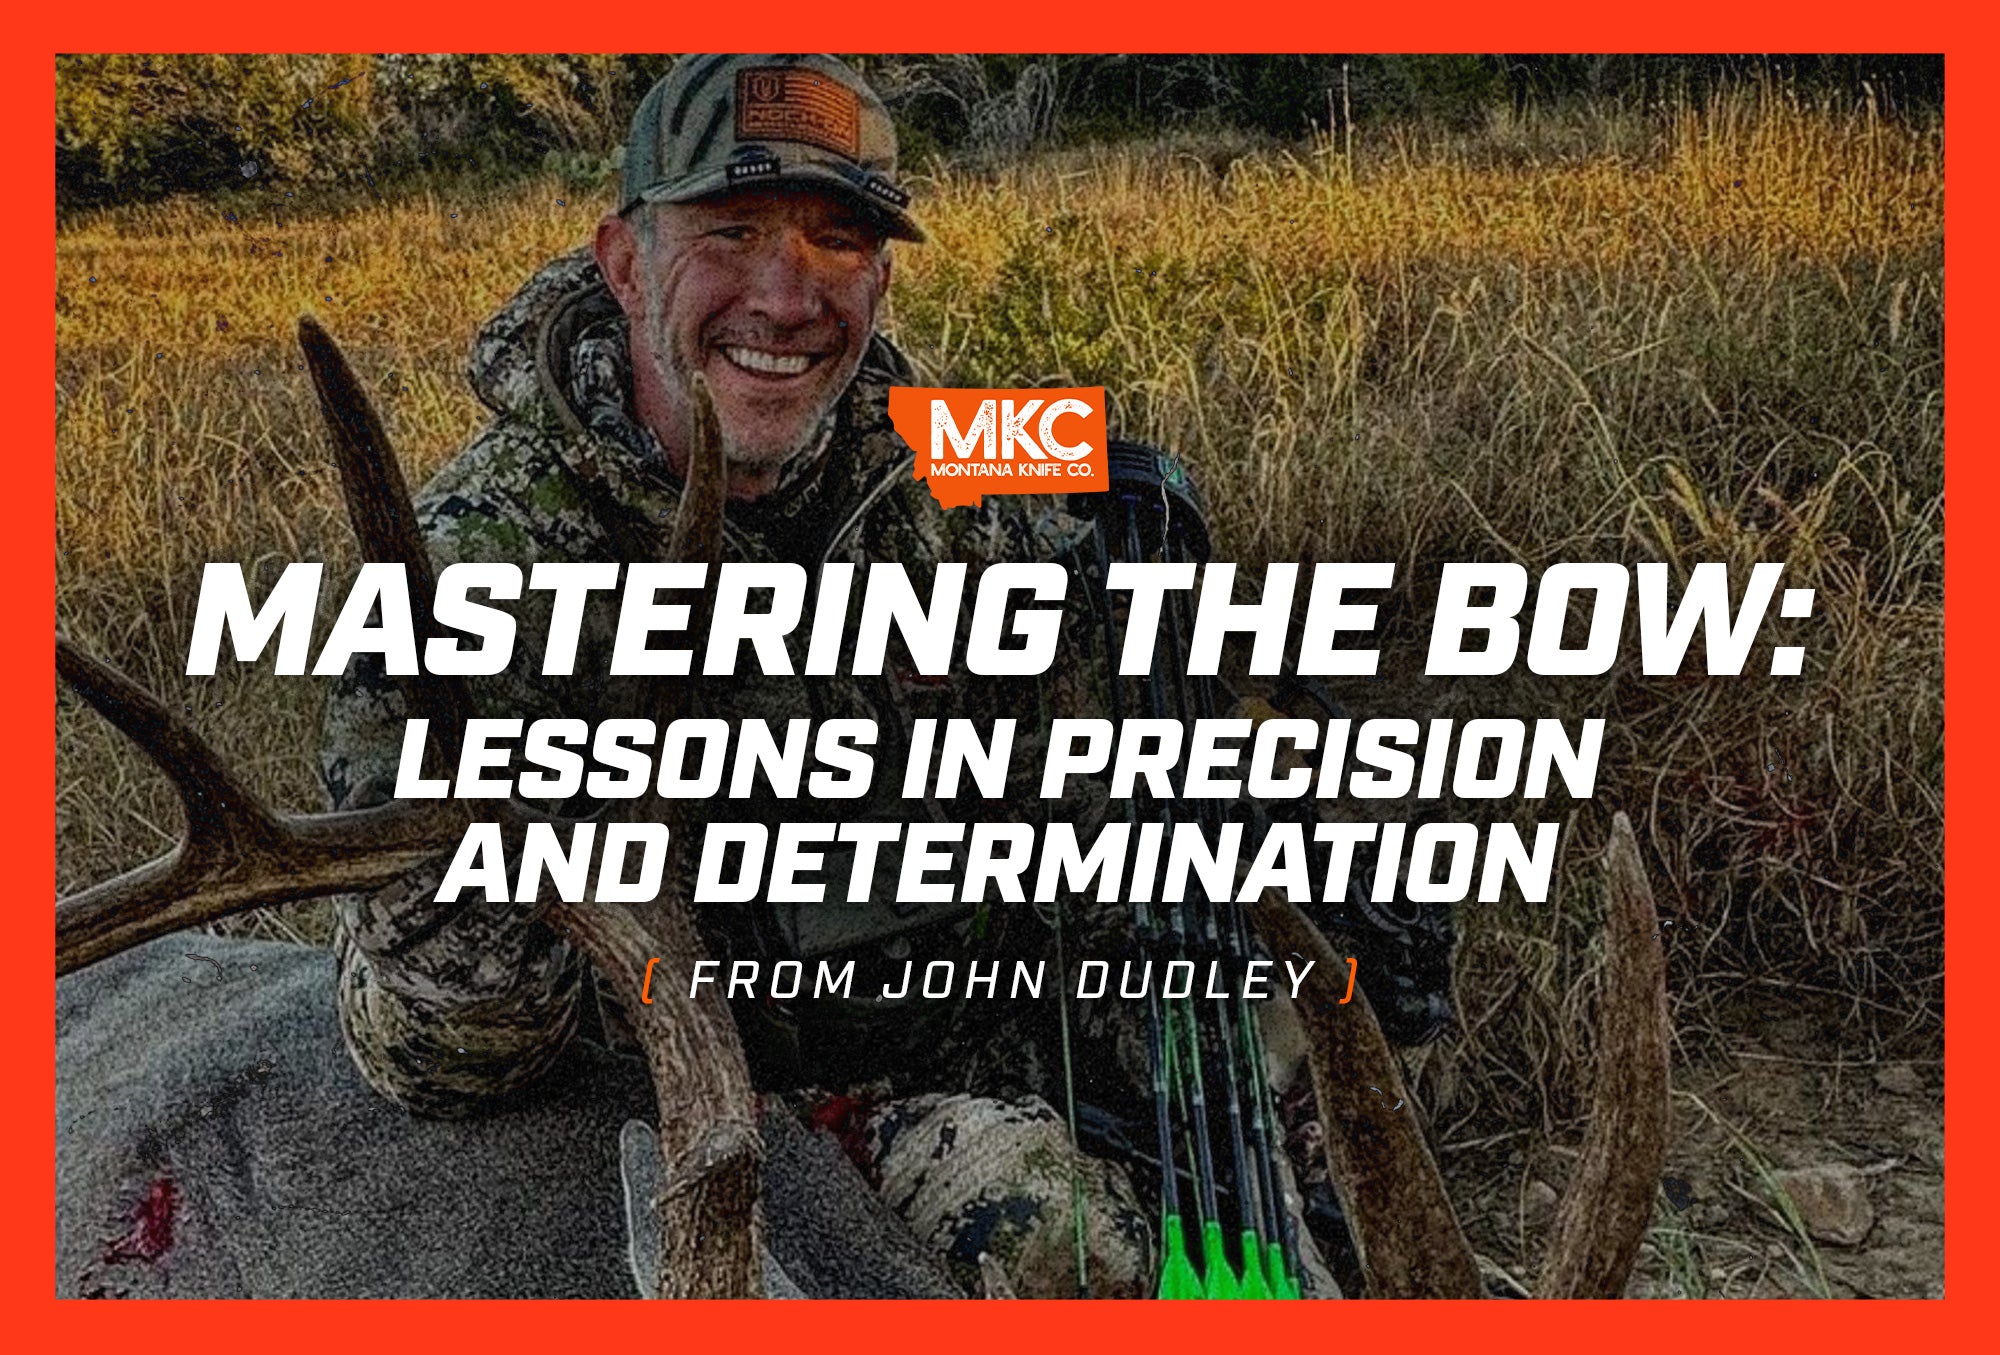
[859,1093,1153,1298]
[328,774,585,1118]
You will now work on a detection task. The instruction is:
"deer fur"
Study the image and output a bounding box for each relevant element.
[57,933,961,1298]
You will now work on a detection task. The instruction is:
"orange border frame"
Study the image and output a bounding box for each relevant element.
[17,3,1983,1346]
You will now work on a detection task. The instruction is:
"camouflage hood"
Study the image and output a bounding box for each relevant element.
[463,246,922,565]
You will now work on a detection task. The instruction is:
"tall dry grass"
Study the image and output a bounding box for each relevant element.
[57,88,1942,1131]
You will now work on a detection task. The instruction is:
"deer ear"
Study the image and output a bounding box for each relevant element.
[617,1118,665,1298]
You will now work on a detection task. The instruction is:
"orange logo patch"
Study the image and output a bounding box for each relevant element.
[735,67,860,161]
[889,387,1110,509]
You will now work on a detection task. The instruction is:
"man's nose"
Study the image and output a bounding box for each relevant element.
[739,228,828,329]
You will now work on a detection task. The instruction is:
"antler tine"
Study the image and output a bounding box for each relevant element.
[56,632,474,973]
[592,368,761,1297]
[1539,811,1671,1297]
[60,632,278,972]
[55,318,493,976]
[298,315,473,769]
[1247,889,1484,1298]
[666,370,727,569]
[58,634,284,848]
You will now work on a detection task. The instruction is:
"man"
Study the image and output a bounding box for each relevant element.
[320,54,1154,1298]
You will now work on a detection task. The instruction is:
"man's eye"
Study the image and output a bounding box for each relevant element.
[817,232,869,253]
[709,225,755,241]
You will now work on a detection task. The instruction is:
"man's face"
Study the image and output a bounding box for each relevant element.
[627,186,891,481]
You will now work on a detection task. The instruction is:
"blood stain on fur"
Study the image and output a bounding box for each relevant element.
[101,1174,181,1266]
[77,1173,182,1297]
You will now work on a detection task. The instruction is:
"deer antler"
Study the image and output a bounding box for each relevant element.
[1538,811,1671,1297]
[1248,809,1670,1298]
[54,635,476,975]
[56,317,759,1297]
[297,317,475,771]
[1246,890,1483,1297]
[584,366,760,1299]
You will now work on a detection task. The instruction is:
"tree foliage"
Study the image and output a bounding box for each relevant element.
[57,53,1942,208]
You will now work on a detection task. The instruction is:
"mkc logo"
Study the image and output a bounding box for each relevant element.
[889,386,1110,509]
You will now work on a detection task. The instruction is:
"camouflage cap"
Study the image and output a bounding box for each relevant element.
[620,54,925,243]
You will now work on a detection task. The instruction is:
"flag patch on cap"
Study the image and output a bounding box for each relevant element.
[736,67,861,161]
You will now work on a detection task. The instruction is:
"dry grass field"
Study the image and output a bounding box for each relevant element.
[56,86,1943,1293]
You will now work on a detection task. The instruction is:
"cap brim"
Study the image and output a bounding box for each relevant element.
[636,162,926,244]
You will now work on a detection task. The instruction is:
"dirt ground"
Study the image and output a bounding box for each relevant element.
[1444,988,1944,1299]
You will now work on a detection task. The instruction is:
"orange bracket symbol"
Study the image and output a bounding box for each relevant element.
[640,957,660,1006]
[1340,956,1357,1005]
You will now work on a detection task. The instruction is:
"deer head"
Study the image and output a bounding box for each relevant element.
[57,316,759,1298]
[56,318,1669,1299]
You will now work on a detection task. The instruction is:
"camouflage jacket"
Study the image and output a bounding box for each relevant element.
[322,249,1112,1117]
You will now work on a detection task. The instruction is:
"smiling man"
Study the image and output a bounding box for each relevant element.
[316,55,1163,1298]
[594,55,923,500]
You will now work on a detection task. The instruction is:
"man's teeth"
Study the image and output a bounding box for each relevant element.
[722,346,812,376]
